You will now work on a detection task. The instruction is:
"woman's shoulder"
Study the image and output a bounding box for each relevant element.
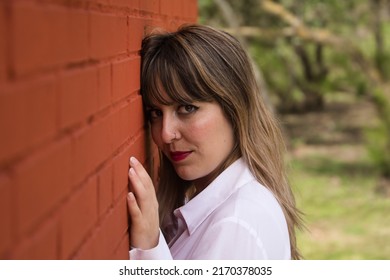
[205,158,286,225]
[237,179,280,208]
[212,178,286,227]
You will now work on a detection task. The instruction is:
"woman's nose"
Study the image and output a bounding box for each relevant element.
[161,114,180,143]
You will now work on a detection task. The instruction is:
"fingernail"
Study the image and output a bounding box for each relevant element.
[130,156,137,166]
[129,167,135,176]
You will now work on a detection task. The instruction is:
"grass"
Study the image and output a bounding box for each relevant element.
[282,95,390,259]
[290,155,390,259]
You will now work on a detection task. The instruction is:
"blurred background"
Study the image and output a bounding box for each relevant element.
[198,0,390,259]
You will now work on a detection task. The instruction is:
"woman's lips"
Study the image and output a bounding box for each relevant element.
[170,151,192,162]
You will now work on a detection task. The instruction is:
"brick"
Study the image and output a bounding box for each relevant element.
[71,234,98,259]
[0,78,57,164]
[0,4,6,83]
[0,87,26,164]
[99,116,113,153]
[71,116,112,185]
[111,104,131,149]
[12,3,59,74]
[90,12,127,59]
[113,132,146,200]
[160,0,170,16]
[60,177,98,259]
[128,17,144,52]
[161,0,179,16]
[89,0,110,5]
[189,0,199,21]
[0,174,12,257]
[25,79,57,147]
[91,116,113,166]
[129,95,144,138]
[11,219,58,260]
[111,95,143,150]
[97,163,113,217]
[111,233,130,260]
[130,133,148,168]
[74,197,128,259]
[111,0,140,9]
[66,9,89,63]
[128,131,147,164]
[97,64,112,111]
[140,0,159,14]
[129,58,141,96]
[112,58,140,103]
[71,127,89,186]
[59,67,98,129]
[15,138,72,235]
[182,0,194,19]
[112,146,131,201]
[71,227,100,259]
[12,3,88,75]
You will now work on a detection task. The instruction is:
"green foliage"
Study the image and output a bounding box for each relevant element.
[375,51,390,81]
[356,79,368,97]
[365,124,390,178]
[380,23,390,80]
[250,39,298,101]
[198,0,219,24]
[366,88,390,178]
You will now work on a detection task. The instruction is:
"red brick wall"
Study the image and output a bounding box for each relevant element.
[0,0,197,260]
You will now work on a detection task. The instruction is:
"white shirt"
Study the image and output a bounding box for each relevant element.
[130,158,291,260]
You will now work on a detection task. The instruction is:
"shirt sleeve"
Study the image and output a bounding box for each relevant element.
[129,230,173,260]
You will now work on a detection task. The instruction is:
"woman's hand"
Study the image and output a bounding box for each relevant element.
[127,156,159,250]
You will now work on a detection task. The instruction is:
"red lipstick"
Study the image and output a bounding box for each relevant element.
[170,151,192,162]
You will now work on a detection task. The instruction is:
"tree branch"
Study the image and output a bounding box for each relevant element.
[240,0,383,85]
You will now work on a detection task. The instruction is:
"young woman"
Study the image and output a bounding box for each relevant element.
[127,24,302,260]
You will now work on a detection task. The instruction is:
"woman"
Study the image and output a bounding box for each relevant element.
[127,24,302,259]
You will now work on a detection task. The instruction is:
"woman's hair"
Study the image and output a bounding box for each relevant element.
[141,24,303,259]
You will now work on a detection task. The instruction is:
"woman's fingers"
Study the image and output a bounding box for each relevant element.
[127,156,158,212]
[129,157,154,191]
[127,192,142,221]
[127,156,160,249]
[128,167,143,192]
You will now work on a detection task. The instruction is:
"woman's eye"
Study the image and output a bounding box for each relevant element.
[148,109,163,119]
[178,104,198,114]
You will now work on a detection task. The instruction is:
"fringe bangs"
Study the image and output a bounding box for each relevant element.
[141,36,214,107]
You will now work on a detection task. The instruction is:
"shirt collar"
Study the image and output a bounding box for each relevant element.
[175,158,256,235]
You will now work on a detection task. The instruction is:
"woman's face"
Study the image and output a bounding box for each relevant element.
[148,94,235,191]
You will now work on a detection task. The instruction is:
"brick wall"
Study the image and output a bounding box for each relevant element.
[0,0,197,260]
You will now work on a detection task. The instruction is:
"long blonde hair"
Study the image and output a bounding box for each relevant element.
[141,24,303,259]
